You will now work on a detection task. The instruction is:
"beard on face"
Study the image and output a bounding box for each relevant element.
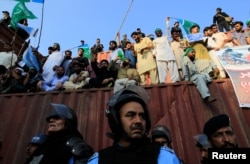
[134,38,140,43]
[109,46,116,51]
[122,61,129,67]
[201,157,209,164]
[220,142,238,148]
[156,32,162,37]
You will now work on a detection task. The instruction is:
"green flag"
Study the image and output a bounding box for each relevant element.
[10,2,37,29]
[172,17,199,34]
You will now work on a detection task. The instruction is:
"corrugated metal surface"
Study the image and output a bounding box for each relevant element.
[0,79,249,164]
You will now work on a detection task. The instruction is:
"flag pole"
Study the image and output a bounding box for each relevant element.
[115,0,134,40]
[37,0,45,49]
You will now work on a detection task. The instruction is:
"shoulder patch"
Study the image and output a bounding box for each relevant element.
[88,152,99,161]
[160,146,175,154]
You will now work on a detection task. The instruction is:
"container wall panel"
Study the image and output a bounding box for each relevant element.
[0,79,249,164]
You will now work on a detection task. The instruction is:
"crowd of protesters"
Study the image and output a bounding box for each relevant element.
[0,8,250,96]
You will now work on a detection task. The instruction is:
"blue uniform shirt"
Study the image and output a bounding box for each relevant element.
[87,146,180,164]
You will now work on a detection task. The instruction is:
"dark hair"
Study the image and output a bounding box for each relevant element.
[2,11,9,15]
[233,21,243,26]
[210,23,217,28]
[203,26,211,33]
[109,40,117,46]
[131,31,138,37]
[190,25,200,33]
[65,50,72,55]
[216,7,222,11]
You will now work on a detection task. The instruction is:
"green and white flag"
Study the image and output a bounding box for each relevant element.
[172,17,199,34]
[10,2,37,29]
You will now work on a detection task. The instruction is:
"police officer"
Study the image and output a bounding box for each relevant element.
[203,114,238,148]
[87,85,180,164]
[24,133,47,164]
[193,133,211,164]
[29,103,93,164]
[151,125,185,164]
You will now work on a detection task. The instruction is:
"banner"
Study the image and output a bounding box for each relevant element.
[216,45,250,108]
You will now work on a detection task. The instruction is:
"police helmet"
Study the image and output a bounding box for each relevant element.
[46,103,78,129]
[193,133,210,148]
[151,125,172,144]
[29,133,47,145]
[106,85,151,137]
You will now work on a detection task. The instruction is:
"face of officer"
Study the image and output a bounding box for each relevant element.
[120,101,146,139]
[199,147,209,164]
[47,117,66,133]
[210,126,237,148]
[25,143,39,160]
[153,137,169,147]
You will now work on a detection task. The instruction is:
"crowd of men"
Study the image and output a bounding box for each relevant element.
[1,8,250,100]
[0,7,248,164]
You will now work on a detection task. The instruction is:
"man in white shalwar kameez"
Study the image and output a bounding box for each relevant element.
[42,43,64,83]
[153,25,179,83]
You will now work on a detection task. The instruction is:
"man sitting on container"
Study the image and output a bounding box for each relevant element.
[181,48,218,102]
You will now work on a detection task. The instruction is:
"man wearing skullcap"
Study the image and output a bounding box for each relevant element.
[181,48,219,102]
[153,24,180,83]
[203,114,238,148]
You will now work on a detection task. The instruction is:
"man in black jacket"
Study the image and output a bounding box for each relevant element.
[213,8,231,32]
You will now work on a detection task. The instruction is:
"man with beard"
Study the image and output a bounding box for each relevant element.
[153,26,180,83]
[193,133,211,164]
[203,114,238,148]
[231,21,248,46]
[28,103,94,164]
[131,32,158,85]
[42,43,64,83]
[89,59,117,88]
[61,50,73,76]
[69,48,89,75]
[63,62,90,90]
[87,85,180,164]
[108,39,124,68]
[112,58,139,93]
[37,66,69,91]
[181,48,218,102]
